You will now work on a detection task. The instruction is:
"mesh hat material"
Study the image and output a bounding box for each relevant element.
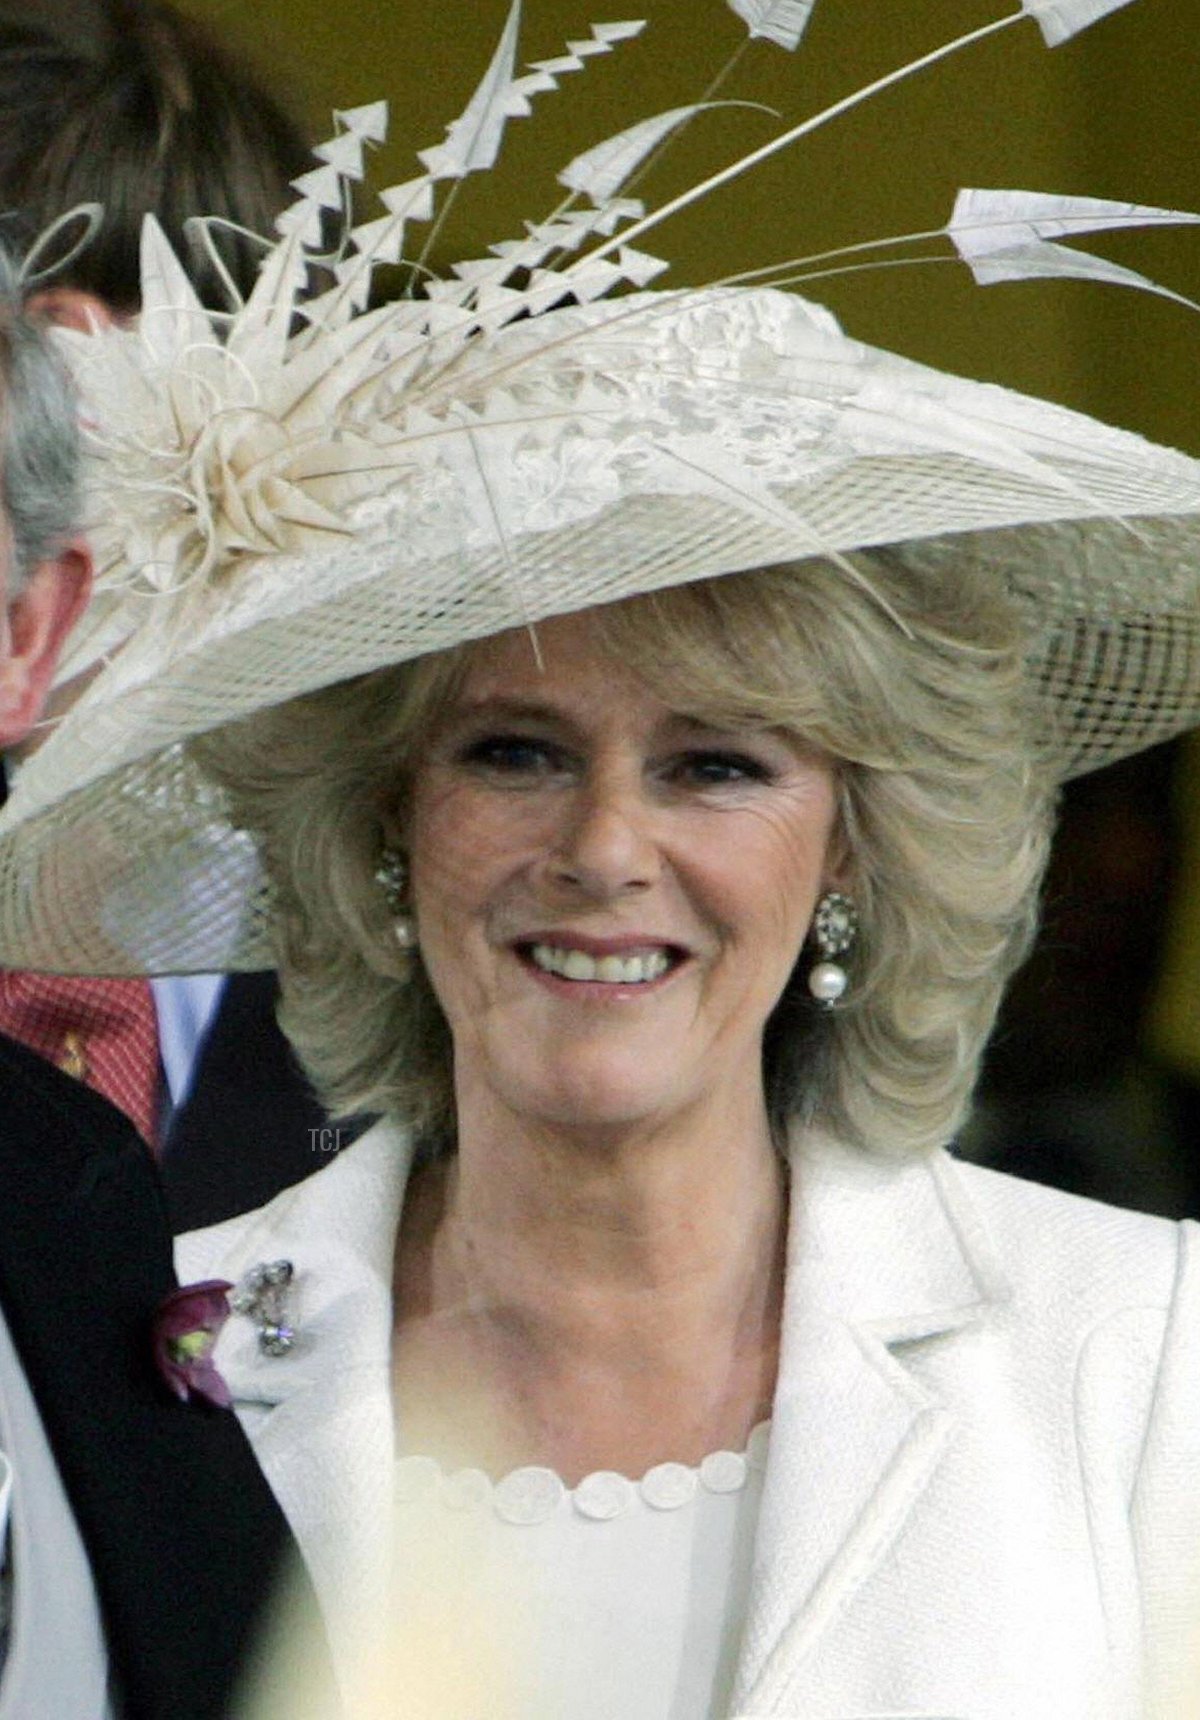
[2,283,1199,975]
[2,0,1199,977]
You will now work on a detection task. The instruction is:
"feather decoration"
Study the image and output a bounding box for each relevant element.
[225,231,310,366]
[419,9,647,180]
[950,189,1200,310]
[137,217,215,365]
[334,101,389,143]
[338,11,647,318]
[526,19,645,74]
[950,188,1200,253]
[313,131,369,179]
[274,104,387,248]
[726,0,815,51]
[17,203,103,287]
[273,200,326,249]
[561,12,1024,287]
[1020,0,1135,47]
[956,237,1200,313]
[558,102,774,203]
[416,0,527,179]
[289,164,345,212]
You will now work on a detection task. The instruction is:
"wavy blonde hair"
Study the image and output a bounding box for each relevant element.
[190,549,1056,1158]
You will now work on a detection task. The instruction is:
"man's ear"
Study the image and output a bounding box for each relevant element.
[24,287,120,334]
[0,541,93,749]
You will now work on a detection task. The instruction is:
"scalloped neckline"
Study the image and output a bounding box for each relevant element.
[395,1419,771,1525]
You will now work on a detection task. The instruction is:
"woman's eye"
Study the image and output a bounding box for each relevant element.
[675,750,772,786]
[459,735,563,776]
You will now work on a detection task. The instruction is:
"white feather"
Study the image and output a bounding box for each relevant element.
[617,245,669,286]
[558,106,709,202]
[289,164,344,210]
[958,236,1200,314]
[274,202,325,247]
[950,188,1200,256]
[137,217,213,364]
[950,189,1200,308]
[592,20,646,43]
[560,101,776,204]
[346,216,408,267]
[526,18,645,75]
[417,0,525,179]
[379,179,437,223]
[334,101,389,143]
[726,0,814,50]
[1021,0,1135,46]
[314,131,368,179]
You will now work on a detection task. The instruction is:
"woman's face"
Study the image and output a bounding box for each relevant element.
[402,609,842,1139]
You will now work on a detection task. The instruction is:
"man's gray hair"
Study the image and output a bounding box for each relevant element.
[0,236,81,594]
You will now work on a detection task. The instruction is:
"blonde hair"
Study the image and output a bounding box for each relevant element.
[191,550,1056,1158]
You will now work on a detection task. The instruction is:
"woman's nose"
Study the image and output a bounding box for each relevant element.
[546,770,660,896]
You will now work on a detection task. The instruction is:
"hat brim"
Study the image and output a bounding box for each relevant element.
[3,287,1199,973]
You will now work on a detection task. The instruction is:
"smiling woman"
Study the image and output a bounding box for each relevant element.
[193,550,1043,1178]
[3,2,1200,1714]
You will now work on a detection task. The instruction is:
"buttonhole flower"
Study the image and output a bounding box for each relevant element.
[152,1280,234,1408]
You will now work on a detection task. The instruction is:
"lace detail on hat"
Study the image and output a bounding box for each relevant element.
[394,1419,771,1526]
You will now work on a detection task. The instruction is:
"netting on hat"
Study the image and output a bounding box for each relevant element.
[4,288,1200,974]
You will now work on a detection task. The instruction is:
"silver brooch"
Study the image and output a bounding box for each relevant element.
[231,1259,296,1356]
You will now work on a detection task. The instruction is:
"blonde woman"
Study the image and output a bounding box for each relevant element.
[3,4,1200,1714]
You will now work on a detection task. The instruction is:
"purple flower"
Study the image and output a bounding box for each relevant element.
[152,1280,234,1408]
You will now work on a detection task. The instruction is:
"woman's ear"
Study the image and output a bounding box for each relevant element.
[376,789,410,849]
[25,287,121,334]
[0,541,93,750]
[821,809,855,898]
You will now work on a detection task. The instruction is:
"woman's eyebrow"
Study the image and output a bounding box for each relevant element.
[448,698,567,726]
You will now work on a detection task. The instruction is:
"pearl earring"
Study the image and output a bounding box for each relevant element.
[807,891,857,1006]
[375,845,418,951]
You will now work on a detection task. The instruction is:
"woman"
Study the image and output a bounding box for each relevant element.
[2,5,1200,1715]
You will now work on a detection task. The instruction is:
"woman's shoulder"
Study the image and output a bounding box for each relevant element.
[792,1128,1193,1352]
[943,1150,1190,1317]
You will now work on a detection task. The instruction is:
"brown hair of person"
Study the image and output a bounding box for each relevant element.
[0,0,311,311]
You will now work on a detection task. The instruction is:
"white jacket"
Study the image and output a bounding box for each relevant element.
[177,1123,1200,1719]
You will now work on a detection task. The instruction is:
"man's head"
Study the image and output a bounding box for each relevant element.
[0,241,90,748]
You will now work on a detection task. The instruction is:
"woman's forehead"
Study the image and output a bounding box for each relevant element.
[453,611,626,701]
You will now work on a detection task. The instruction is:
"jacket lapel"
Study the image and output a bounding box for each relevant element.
[175,1117,412,1692]
[732,1134,1008,1716]
[0,1030,320,1720]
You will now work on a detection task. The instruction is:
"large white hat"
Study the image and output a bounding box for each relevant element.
[1,0,1198,974]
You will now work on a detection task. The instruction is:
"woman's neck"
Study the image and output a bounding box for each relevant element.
[392,1094,789,1482]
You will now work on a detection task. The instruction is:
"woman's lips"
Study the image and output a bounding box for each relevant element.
[513,937,688,990]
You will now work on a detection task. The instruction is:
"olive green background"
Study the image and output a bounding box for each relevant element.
[178,0,1198,452]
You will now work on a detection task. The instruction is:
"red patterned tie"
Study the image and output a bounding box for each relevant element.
[0,970,161,1149]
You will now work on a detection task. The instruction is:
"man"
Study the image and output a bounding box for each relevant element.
[0,252,307,1720]
[0,0,350,1225]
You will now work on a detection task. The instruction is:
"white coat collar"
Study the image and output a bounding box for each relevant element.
[176,1125,1008,1715]
[174,1118,412,1679]
[731,1131,1010,1716]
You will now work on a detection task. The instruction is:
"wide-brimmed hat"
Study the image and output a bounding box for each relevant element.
[0,0,1198,975]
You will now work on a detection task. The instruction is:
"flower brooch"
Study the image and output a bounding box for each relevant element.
[152,1258,297,1407]
[152,1280,234,1408]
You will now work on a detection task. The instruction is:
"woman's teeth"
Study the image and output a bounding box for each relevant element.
[529,944,671,984]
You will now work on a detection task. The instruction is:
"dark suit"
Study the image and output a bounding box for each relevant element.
[161,971,358,1232]
[0,1030,325,1719]
[0,767,356,1234]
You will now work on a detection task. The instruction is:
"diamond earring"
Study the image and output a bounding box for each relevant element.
[375,845,417,951]
[807,891,857,1006]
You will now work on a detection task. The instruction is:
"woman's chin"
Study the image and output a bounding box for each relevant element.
[491,1053,691,1138]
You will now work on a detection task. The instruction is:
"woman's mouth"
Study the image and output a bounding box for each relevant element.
[516,941,684,987]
